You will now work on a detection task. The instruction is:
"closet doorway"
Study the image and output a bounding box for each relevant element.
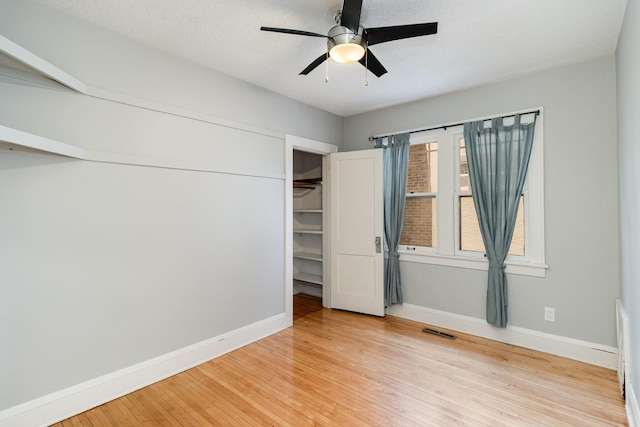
[285,135,337,326]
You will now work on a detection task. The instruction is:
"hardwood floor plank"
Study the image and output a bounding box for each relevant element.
[293,294,324,321]
[170,372,244,425]
[54,295,627,426]
[101,398,143,427]
[223,343,425,426]
[124,386,183,426]
[188,365,303,426]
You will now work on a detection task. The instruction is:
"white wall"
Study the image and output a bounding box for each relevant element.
[0,0,343,417]
[616,0,640,420]
[344,55,620,348]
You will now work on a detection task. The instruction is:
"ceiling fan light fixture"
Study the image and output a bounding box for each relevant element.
[329,43,365,63]
[327,25,366,64]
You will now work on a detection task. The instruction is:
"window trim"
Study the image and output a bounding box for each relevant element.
[398,110,547,278]
[399,251,548,277]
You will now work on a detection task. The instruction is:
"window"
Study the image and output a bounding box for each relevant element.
[400,139,438,249]
[457,138,525,256]
[398,112,546,277]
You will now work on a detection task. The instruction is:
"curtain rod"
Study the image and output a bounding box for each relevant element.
[368,109,540,142]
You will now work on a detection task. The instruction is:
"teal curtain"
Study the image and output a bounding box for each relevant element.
[463,114,537,327]
[377,133,410,306]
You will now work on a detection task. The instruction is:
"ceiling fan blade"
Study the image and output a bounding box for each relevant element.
[260,26,327,38]
[366,22,438,46]
[340,0,363,33]
[359,49,387,78]
[300,53,328,75]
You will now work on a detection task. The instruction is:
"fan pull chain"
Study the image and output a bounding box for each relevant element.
[325,50,329,83]
[364,49,369,86]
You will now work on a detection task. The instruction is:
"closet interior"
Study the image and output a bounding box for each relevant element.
[292,150,325,300]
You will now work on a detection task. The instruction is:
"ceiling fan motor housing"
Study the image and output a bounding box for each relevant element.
[327,25,367,63]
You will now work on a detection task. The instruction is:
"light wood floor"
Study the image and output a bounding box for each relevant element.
[53,294,627,426]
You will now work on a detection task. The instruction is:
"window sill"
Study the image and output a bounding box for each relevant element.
[398,251,548,278]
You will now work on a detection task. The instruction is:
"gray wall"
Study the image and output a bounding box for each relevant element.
[0,0,343,147]
[0,151,285,409]
[0,0,342,411]
[344,55,620,347]
[616,0,640,411]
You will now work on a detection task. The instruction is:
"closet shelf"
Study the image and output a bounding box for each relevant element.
[293,177,322,189]
[293,272,323,286]
[293,209,323,213]
[293,228,323,235]
[293,252,323,262]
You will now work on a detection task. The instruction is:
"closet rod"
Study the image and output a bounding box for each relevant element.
[368,109,540,142]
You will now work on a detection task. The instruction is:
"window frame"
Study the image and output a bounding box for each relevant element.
[398,111,546,277]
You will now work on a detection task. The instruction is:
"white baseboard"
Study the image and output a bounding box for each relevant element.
[629,384,640,427]
[0,313,289,427]
[386,303,618,369]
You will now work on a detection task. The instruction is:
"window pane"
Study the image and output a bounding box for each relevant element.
[401,141,438,249]
[510,197,525,256]
[400,197,437,248]
[459,195,525,256]
[459,138,470,192]
[459,196,483,252]
[406,142,438,193]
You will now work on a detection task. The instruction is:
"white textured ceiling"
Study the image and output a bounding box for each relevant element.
[37,0,627,117]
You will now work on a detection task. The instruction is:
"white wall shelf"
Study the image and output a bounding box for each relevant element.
[0,35,87,93]
[0,125,86,159]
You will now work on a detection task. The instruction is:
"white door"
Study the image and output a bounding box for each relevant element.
[329,149,384,316]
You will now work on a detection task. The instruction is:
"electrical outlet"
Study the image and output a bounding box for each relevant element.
[544,307,555,322]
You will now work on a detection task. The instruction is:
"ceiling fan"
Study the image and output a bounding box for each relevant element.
[260,0,438,78]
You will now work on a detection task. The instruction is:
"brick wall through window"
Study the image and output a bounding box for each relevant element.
[400,142,437,248]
